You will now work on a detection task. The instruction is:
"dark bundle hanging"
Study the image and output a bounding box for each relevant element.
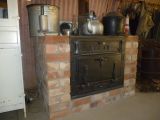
[120,1,143,35]
[147,9,160,41]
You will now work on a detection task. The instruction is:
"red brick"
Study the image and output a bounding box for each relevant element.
[47,62,60,72]
[46,53,70,62]
[124,79,130,86]
[45,44,59,54]
[91,94,103,102]
[125,55,132,62]
[72,107,82,113]
[109,88,122,96]
[124,73,136,80]
[132,41,139,48]
[50,109,70,119]
[59,62,70,71]
[125,59,137,64]
[49,102,70,112]
[125,61,137,67]
[131,55,138,61]
[125,42,132,49]
[90,101,104,108]
[60,94,71,102]
[64,70,70,78]
[58,44,70,53]
[124,85,135,92]
[47,80,60,89]
[125,48,138,55]
[124,64,137,74]
[59,78,70,86]
[47,70,70,79]
[57,70,70,79]
[48,88,65,97]
[47,71,59,79]
[49,93,71,105]
[44,36,69,44]
[80,104,90,111]
[129,79,136,86]
[48,86,70,98]
[49,96,60,105]
[73,97,91,107]
[131,66,137,73]
[126,36,138,41]
[63,85,71,94]
[90,101,98,108]
[124,66,132,74]
[49,94,71,105]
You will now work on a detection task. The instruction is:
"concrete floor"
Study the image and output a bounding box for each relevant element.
[0,92,160,120]
[0,97,48,120]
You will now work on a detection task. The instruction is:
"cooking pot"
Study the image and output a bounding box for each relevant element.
[103,12,124,35]
[60,22,72,35]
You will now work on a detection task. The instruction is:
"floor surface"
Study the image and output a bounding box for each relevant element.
[0,92,160,120]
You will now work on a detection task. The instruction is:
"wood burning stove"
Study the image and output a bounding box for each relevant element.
[70,36,125,99]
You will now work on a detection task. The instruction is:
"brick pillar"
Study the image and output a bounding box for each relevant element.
[44,36,71,120]
[124,36,139,96]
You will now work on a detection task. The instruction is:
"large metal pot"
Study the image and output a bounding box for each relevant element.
[103,12,124,35]
[27,4,59,36]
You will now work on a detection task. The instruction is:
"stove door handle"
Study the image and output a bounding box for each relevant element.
[94,58,101,61]
[94,57,107,62]
[95,57,108,68]
[74,41,79,54]
[112,62,116,80]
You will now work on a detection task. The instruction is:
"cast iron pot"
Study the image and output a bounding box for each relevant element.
[103,12,124,35]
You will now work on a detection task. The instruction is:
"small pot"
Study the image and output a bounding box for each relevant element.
[63,29,71,36]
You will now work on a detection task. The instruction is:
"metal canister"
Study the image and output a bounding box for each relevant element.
[27,4,59,36]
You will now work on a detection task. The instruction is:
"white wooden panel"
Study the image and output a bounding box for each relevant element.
[0,26,17,31]
[0,19,18,27]
[7,0,19,19]
[0,103,25,113]
[0,0,19,27]
[0,48,24,108]
[0,31,18,44]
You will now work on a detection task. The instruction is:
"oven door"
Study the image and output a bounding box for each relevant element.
[71,53,123,98]
[72,54,123,85]
[75,55,102,84]
[101,54,123,86]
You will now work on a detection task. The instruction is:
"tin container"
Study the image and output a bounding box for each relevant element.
[27,4,59,36]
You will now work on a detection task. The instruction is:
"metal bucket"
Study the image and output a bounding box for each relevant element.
[27,4,59,36]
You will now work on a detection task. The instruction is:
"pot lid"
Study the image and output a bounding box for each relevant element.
[105,11,124,18]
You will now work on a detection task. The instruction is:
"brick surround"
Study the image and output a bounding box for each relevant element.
[34,35,139,120]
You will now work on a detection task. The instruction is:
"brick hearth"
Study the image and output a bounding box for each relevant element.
[34,35,138,120]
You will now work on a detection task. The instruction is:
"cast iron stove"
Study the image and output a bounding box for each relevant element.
[70,36,125,99]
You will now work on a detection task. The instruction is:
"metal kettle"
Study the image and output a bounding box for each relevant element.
[82,11,104,35]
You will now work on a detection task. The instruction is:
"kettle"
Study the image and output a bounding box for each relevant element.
[81,11,104,35]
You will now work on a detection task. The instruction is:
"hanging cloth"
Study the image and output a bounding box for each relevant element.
[136,3,154,38]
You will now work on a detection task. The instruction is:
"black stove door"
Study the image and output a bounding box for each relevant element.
[75,55,102,84]
[101,54,123,86]
[74,54,123,83]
